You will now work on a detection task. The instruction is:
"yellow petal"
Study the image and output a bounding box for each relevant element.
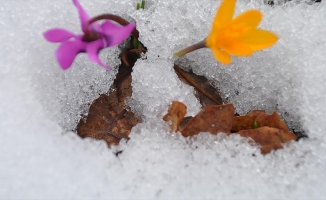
[238,29,278,51]
[222,40,253,56]
[227,10,262,38]
[205,33,216,48]
[213,0,236,30]
[212,47,231,64]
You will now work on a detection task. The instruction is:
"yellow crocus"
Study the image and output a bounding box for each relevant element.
[175,0,278,65]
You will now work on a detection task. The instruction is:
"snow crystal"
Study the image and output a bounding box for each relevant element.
[130,58,200,119]
[1,0,326,199]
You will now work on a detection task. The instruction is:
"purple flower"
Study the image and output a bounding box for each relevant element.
[43,0,135,70]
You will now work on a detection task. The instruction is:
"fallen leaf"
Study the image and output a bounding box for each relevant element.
[278,129,298,143]
[76,34,146,147]
[163,100,297,154]
[236,127,297,154]
[179,116,193,131]
[181,104,234,137]
[231,115,257,132]
[232,110,289,132]
[76,94,141,146]
[163,101,187,132]
[256,111,288,132]
[76,73,141,146]
[174,65,223,106]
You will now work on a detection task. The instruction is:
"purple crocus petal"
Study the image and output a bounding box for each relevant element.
[55,40,87,70]
[100,21,135,47]
[72,0,90,32]
[43,28,77,43]
[86,39,111,70]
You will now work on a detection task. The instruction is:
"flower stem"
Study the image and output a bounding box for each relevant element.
[175,39,207,57]
[86,14,139,39]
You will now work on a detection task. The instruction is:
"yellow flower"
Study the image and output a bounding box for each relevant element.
[206,0,278,64]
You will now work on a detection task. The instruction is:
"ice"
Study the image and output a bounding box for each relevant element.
[1,0,326,199]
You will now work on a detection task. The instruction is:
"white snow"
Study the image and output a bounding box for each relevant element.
[1,0,326,199]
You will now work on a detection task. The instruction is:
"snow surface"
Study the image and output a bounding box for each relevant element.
[1,0,326,199]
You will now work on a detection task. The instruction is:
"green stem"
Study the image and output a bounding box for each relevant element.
[141,0,145,9]
[175,39,207,57]
[133,37,139,49]
[253,121,259,129]
[136,3,140,10]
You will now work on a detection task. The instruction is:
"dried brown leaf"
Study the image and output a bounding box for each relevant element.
[76,74,141,146]
[174,65,223,106]
[231,115,257,132]
[163,101,187,132]
[76,94,141,146]
[236,127,297,154]
[256,111,289,132]
[179,116,193,131]
[232,110,289,132]
[181,104,234,137]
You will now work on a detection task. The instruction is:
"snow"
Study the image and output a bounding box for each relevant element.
[1,0,326,199]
